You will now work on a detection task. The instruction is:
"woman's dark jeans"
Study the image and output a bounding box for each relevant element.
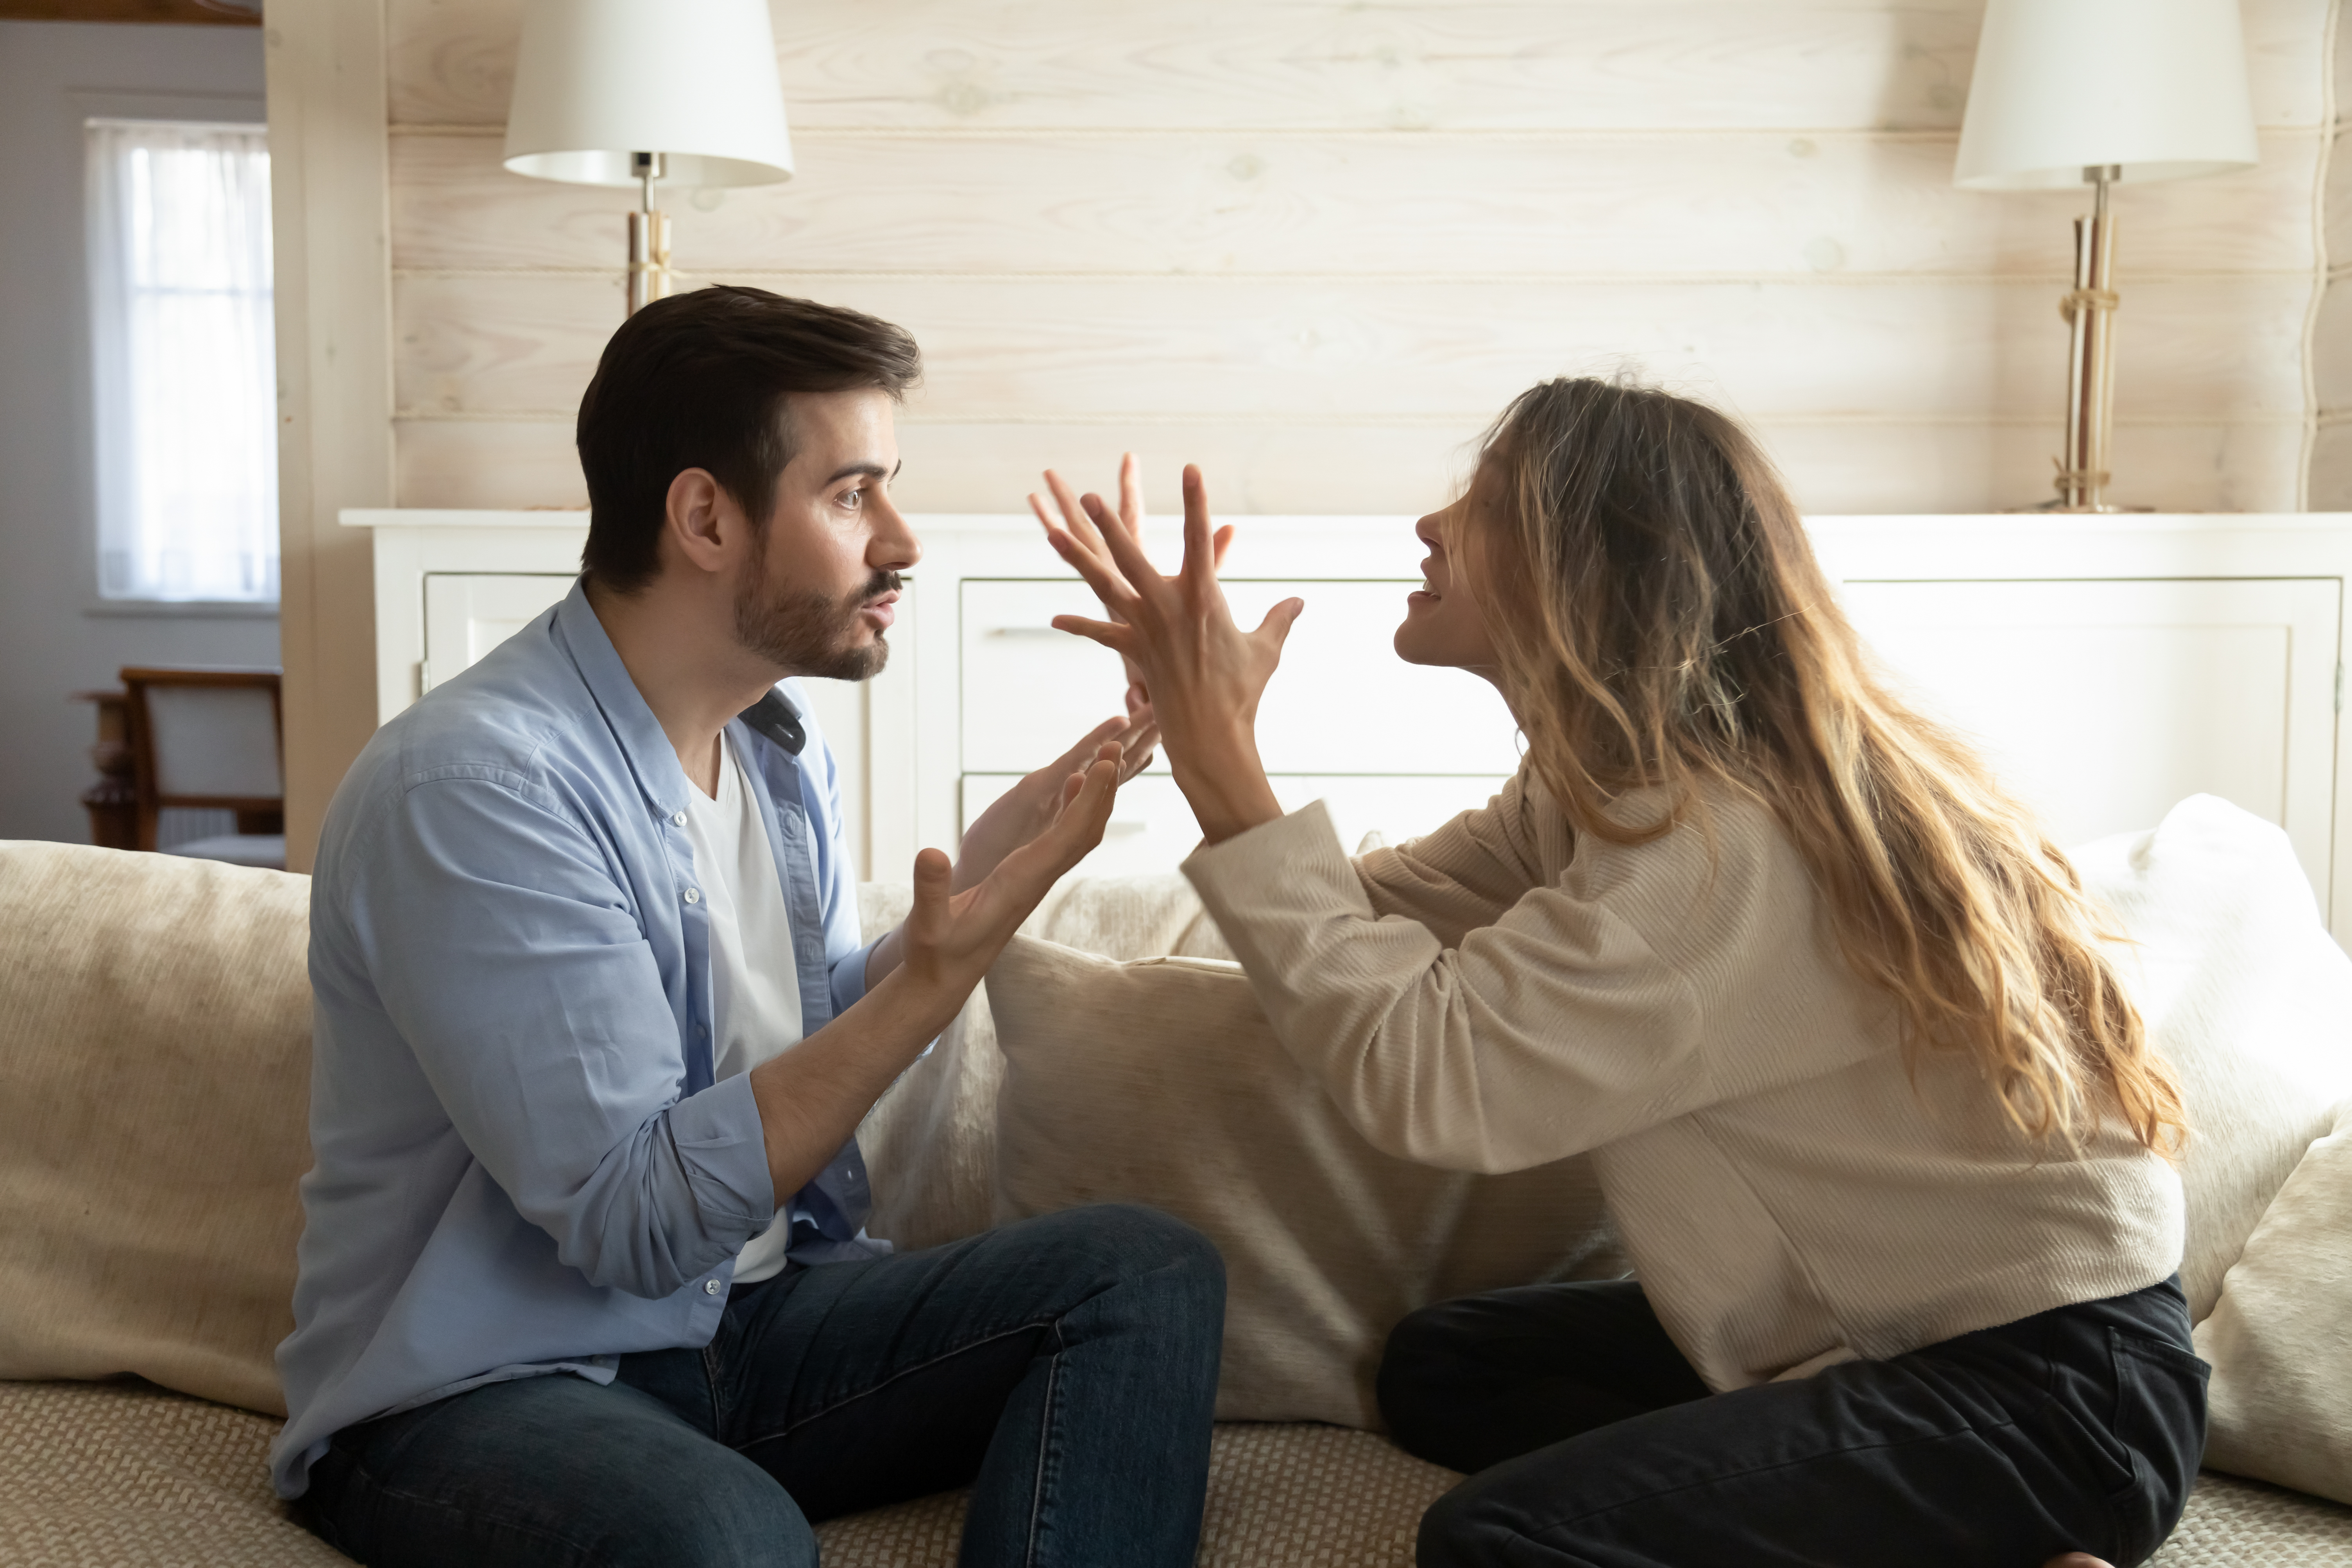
[299,1204,1226,1568]
[1380,1274,2208,1568]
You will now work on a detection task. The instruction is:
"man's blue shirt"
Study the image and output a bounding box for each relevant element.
[271,580,884,1498]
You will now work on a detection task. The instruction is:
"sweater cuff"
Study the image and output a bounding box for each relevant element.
[1181,798,1374,942]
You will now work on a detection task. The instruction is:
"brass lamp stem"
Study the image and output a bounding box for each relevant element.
[2049,164,2127,512]
[626,151,673,318]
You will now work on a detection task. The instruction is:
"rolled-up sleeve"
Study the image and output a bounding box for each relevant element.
[346,768,776,1299]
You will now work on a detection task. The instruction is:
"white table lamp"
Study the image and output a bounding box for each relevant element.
[503,0,795,316]
[1955,0,2259,511]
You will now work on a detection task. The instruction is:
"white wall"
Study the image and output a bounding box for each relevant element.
[0,20,277,845]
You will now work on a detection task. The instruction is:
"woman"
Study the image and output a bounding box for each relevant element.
[1028,379,2206,1568]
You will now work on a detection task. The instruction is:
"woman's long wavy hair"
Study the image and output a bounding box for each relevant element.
[1463,377,2184,1155]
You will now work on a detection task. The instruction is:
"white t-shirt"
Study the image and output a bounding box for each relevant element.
[680,732,804,1285]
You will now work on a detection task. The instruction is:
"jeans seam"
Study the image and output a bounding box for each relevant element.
[1023,1319,1068,1568]
[730,1316,1060,1452]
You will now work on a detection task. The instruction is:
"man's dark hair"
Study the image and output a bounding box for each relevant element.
[576,286,922,592]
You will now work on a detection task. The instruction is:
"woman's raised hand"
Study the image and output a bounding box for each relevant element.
[1028,458,1296,844]
[1034,453,1233,716]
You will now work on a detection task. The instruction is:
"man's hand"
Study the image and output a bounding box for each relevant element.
[1030,459,1294,845]
[861,737,1131,991]
[951,712,1159,895]
[753,745,1124,1202]
[902,740,1125,989]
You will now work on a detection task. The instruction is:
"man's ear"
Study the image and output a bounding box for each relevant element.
[662,468,740,578]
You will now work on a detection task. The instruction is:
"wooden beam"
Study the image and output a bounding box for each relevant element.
[0,0,259,24]
[269,0,394,873]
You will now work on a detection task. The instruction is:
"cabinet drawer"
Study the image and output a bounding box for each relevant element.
[960,579,1522,776]
[961,771,1513,879]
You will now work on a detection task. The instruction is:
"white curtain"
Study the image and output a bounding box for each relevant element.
[87,120,278,603]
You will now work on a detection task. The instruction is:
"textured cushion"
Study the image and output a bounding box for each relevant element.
[0,842,312,1416]
[2196,1102,2352,1505]
[856,873,1235,1252]
[4,1381,2346,1567]
[984,935,1621,1426]
[2071,797,2352,1321]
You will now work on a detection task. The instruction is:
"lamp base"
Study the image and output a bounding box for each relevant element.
[627,208,673,317]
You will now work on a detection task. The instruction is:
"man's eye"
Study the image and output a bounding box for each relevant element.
[840,487,864,508]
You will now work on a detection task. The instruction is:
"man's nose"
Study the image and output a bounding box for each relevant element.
[871,495,923,572]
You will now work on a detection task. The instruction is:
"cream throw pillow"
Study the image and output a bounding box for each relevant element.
[984,934,1622,1428]
[856,873,1235,1251]
[2069,795,2352,1320]
[2194,1102,2352,1504]
[0,841,312,1416]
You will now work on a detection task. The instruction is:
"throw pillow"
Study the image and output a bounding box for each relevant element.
[2069,795,2352,1320]
[0,841,312,1416]
[984,934,1622,1428]
[2194,1101,2352,1505]
[856,873,1233,1251]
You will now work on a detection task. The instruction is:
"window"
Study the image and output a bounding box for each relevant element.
[86,118,277,604]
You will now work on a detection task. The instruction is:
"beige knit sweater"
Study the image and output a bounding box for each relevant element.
[1181,768,2185,1390]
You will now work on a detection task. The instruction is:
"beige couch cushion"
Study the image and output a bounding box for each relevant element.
[2197,1102,2352,1506]
[985,936,1621,1427]
[855,873,1235,1252]
[0,843,311,1417]
[2071,797,2352,1321]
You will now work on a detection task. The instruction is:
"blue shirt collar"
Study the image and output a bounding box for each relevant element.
[550,578,809,820]
[551,577,695,820]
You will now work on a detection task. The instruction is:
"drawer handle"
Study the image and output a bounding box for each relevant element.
[984,626,1075,640]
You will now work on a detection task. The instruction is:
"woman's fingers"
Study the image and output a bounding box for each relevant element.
[1045,468,1113,559]
[1255,596,1307,651]
[1119,450,1145,531]
[1078,490,1167,601]
[1042,518,1145,615]
[1048,612,1137,653]
[1180,464,1218,596]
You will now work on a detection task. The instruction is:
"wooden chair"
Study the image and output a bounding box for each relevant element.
[120,666,285,869]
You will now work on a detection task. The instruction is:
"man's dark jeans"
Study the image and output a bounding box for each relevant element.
[299,1204,1226,1568]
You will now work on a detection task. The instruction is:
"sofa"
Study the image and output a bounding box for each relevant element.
[4,795,2350,1566]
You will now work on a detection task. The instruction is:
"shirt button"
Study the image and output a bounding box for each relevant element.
[684,888,701,904]
[703,1279,722,1296]
[671,811,687,826]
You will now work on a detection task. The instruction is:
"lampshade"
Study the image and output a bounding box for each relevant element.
[503,0,794,189]
[1954,0,2258,191]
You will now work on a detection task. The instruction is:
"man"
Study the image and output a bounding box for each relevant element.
[272,286,1226,1568]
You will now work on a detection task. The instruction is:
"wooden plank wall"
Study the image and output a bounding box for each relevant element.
[386,0,2332,522]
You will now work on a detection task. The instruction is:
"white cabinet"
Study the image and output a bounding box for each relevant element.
[1838,578,2338,887]
[348,509,2352,941]
[421,573,573,695]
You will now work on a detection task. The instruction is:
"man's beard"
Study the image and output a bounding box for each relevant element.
[733,562,899,682]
